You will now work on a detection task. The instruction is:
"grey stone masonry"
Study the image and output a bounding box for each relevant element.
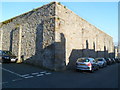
[0,2,115,71]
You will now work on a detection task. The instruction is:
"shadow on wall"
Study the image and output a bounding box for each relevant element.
[20,20,66,71]
[23,21,45,67]
[9,29,14,52]
[9,27,19,56]
[41,33,66,71]
[54,33,66,71]
[67,45,115,70]
[9,21,115,71]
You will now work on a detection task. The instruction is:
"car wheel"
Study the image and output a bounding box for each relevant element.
[97,66,99,70]
[102,64,104,68]
[105,64,107,67]
[76,69,79,72]
[90,68,94,73]
[15,59,18,63]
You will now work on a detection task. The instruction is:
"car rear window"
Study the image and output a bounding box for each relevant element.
[77,58,89,62]
[95,58,103,61]
[97,59,103,61]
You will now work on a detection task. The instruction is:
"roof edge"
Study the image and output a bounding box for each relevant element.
[0,1,57,27]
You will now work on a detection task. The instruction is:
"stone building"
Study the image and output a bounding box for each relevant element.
[0,2,114,71]
[117,45,120,58]
[114,46,118,58]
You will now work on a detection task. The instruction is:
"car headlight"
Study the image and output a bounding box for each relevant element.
[4,56,9,59]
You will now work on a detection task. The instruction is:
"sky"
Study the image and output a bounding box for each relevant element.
[1,2,118,45]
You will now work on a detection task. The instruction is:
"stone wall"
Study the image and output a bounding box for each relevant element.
[55,2,114,69]
[0,2,56,70]
[0,2,115,70]
[0,23,2,50]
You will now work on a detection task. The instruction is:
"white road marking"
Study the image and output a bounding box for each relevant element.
[31,72,39,75]
[24,76,33,79]
[0,67,23,77]
[21,74,30,77]
[12,78,23,82]
[40,71,46,73]
[36,74,44,77]
[0,82,8,85]
[45,73,51,75]
[1,67,52,80]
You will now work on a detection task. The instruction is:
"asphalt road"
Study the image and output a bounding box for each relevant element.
[0,62,119,88]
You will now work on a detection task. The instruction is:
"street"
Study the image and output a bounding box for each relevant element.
[0,62,119,88]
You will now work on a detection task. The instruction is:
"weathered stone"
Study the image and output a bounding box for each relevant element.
[0,2,114,71]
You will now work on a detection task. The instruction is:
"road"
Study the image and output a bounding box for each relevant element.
[0,62,119,88]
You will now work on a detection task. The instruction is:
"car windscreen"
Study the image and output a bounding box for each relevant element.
[77,58,89,62]
[2,51,12,55]
[106,59,110,61]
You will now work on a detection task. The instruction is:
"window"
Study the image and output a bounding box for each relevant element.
[93,42,95,50]
[2,51,12,55]
[86,40,89,49]
[104,46,106,51]
[77,58,90,62]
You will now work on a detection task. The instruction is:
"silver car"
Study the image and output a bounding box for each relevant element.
[76,57,99,72]
[95,58,107,68]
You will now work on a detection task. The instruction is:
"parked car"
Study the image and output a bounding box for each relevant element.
[95,58,107,68]
[0,50,18,63]
[111,58,116,64]
[104,58,112,65]
[115,58,120,63]
[76,57,99,73]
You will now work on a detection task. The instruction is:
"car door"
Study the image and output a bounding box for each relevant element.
[92,59,97,69]
[89,58,95,69]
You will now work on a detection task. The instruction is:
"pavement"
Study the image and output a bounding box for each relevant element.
[0,62,119,88]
